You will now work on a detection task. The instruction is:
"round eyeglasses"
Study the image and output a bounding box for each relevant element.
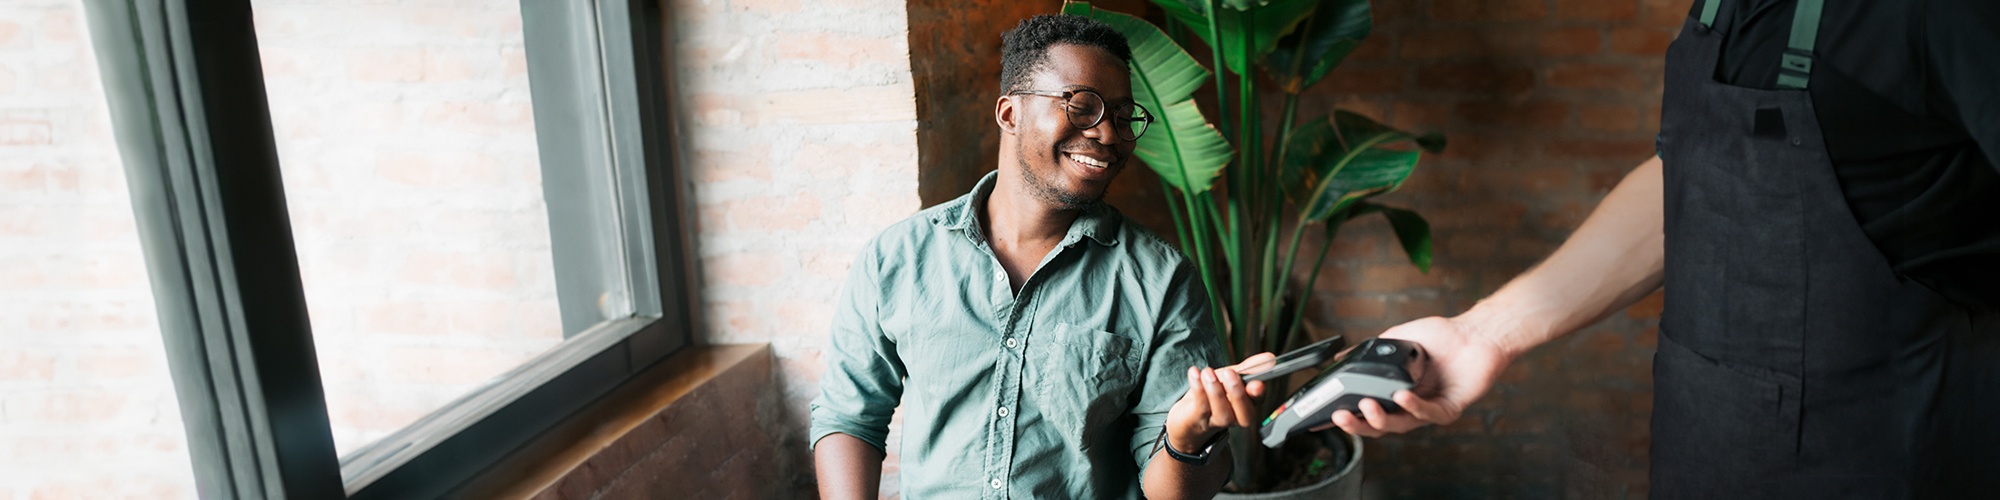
[1008,89,1153,142]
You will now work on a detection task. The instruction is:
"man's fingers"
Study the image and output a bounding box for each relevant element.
[1184,367,1211,415]
[1358,397,1391,427]
[1353,400,1420,434]
[1233,352,1278,371]
[1331,410,1380,438]
[1216,368,1256,426]
[1393,390,1459,426]
[1201,369,1233,428]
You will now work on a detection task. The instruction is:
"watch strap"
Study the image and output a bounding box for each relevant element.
[1157,428,1224,466]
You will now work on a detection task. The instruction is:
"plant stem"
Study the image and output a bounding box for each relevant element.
[1270,214,1307,321]
[1161,179,1193,256]
[1205,0,1228,141]
[1232,6,1260,357]
[1262,92,1299,330]
[1185,192,1229,352]
[1281,219,1341,353]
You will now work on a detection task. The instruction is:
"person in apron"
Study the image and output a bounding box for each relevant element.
[1326,0,2000,497]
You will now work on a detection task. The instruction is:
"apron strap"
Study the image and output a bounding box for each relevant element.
[1777,0,1825,89]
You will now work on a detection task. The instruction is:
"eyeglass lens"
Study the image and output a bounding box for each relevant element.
[1063,91,1148,141]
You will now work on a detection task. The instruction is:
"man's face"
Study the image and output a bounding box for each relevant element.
[1008,44,1137,210]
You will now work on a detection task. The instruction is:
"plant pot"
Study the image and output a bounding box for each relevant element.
[1217,431,1363,500]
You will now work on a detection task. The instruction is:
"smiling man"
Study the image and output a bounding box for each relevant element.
[809,14,1273,500]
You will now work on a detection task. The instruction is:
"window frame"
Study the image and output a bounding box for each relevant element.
[80,0,695,497]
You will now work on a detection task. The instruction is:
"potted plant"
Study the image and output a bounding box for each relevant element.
[1059,0,1443,496]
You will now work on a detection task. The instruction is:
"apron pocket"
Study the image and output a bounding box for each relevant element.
[1652,335,1802,495]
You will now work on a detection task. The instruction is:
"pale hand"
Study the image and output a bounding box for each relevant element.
[1164,352,1277,452]
[1324,316,1514,437]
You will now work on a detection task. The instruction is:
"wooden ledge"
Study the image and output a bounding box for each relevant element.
[455,344,773,499]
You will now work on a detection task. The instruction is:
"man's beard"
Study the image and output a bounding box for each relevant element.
[1017,139,1106,211]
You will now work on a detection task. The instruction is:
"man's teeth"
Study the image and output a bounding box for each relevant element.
[1067,153,1109,168]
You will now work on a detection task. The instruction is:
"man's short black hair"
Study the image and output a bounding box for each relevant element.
[1000,14,1133,94]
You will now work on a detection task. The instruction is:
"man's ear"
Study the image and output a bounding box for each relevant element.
[995,94,1018,135]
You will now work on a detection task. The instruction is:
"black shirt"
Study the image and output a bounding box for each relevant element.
[1694,0,2000,308]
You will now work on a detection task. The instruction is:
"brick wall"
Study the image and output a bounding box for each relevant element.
[0,2,196,498]
[11,0,1686,496]
[1293,0,1688,497]
[905,0,1690,497]
[665,0,922,495]
[5,0,924,497]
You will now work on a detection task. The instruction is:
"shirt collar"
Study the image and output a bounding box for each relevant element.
[933,170,1120,247]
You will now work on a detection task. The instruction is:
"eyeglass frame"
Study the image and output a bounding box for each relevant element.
[1006,88,1154,142]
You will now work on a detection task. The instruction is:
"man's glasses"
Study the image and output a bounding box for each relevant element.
[1008,89,1153,142]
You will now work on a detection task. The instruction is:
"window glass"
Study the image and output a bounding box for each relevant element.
[250,0,566,456]
[0,1,196,497]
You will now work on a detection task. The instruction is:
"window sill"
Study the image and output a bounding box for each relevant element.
[453,343,778,498]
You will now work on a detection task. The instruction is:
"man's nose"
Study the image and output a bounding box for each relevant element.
[1080,117,1120,145]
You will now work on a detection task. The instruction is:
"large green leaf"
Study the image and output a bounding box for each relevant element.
[1352,203,1433,272]
[1152,0,1318,77]
[1289,111,1434,221]
[1067,2,1234,193]
[1278,116,1336,202]
[1262,0,1371,92]
[1301,148,1419,219]
[1139,100,1236,191]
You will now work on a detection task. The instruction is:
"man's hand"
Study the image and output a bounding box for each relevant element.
[1323,317,1514,437]
[1165,352,1278,451]
[1324,156,1668,438]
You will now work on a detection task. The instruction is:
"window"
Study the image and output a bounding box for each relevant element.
[80,0,692,497]
[250,0,568,458]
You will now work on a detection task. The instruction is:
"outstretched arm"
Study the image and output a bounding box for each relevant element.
[1334,155,1667,436]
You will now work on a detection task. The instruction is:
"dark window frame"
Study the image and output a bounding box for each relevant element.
[80,0,694,497]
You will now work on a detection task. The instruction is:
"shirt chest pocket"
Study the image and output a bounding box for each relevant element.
[1029,323,1142,451]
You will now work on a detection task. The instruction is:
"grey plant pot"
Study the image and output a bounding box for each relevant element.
[1215,432,1364,500]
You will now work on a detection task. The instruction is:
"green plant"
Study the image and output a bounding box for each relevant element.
[1060,0,1442,492]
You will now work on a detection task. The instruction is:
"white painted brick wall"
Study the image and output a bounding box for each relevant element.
[0,1,196,498]
[668,0,921,493]
[2,0,922,496]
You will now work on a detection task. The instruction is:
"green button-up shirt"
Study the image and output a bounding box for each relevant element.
[810,172,1225,499]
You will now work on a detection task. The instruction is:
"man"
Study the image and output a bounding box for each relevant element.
[810,15,1274,499]
[1335,0,2000,497]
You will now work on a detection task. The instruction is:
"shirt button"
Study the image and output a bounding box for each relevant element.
[997,407,1009,417]
[991,478,1003,489]
[1004,338,1018,349]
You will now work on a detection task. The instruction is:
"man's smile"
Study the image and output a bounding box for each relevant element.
[1059,146,1123,183]
[1066,152,1112,168]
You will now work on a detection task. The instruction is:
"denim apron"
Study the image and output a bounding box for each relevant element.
[1653,0,2000,497]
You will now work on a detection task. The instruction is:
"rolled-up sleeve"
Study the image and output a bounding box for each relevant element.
[1126,260,1226,473]
[808,242,906,452]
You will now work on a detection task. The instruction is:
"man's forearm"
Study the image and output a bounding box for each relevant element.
[1140,439,1232,500]
[814,433,884,500]
[1460,156,1667,359]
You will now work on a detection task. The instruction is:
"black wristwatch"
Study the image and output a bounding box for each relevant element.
[1157,428,1224,466]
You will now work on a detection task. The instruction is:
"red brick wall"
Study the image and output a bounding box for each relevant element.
[1295,0,1689,496]
[907,0,1692,497]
